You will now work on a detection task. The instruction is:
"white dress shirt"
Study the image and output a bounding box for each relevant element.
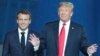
[59,20,71,56]
[18,28,28,46]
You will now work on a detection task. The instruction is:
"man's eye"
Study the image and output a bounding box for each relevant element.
[25,19,29,21]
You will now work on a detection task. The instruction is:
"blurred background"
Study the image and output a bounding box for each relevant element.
[0,0,100,56]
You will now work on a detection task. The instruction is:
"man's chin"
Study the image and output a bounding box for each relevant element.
[61,19,69,22]
[20,27,28,31]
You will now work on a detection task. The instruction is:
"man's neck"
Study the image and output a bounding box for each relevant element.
[18,28,28,32]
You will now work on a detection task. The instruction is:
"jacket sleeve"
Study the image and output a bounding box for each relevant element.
[80,27,89,56]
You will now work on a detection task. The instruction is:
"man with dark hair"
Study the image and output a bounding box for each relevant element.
[2,10,42,56]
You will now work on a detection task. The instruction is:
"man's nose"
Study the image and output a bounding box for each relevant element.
[21,20,25,23]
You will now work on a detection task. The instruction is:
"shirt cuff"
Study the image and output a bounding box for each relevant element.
[34,46,39,51]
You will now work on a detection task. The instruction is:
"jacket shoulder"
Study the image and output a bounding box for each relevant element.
[5,29,17,36]
[71,21,84,29]
[45,20,59,27]
[29,30,40,37]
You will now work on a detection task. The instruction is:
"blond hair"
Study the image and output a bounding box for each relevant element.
[59,2,74,9]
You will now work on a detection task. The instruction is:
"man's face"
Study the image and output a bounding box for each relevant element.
[58,5,73,22]
[17,13,31,31]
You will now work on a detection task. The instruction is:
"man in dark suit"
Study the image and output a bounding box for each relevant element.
[30,2,98,56]
[2,10,42,56]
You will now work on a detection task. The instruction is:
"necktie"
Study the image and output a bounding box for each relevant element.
[21,32,25,51]
[58,23,66,56]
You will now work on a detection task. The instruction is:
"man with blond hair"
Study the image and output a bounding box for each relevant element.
[30,2,98,56]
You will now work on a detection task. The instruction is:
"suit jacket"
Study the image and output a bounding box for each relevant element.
[40,20,89,56]
[2,29,43,56]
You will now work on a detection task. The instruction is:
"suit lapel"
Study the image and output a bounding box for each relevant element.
[24,30,32,51]
[14,29,22,50]
[53,21,59,52]
[65,22,75,55]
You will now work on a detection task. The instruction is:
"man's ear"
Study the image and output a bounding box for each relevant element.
[71,12,73,16]
[16,19,18,23]
[29,19,31,24]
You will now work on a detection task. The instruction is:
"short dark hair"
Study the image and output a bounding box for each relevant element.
[17,10,31,19]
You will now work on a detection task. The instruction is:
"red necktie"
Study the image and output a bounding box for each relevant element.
[58,23,66,56]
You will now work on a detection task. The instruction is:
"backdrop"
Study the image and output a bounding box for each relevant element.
[0,0,100,56]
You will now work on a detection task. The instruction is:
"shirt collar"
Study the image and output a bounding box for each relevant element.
[18,28,28,34]
[59,20,71,25]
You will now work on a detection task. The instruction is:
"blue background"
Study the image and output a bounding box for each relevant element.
[0,0,100,56]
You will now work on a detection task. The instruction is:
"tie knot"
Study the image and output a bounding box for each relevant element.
[21,32,25,35]
[63,23,66,26]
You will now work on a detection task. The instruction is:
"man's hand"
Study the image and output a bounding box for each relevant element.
[29,34,40,47]
[87,44,98,56]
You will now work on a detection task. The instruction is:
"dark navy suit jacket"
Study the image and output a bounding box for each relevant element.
[40,20,89,56]
[2,29,43,56]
